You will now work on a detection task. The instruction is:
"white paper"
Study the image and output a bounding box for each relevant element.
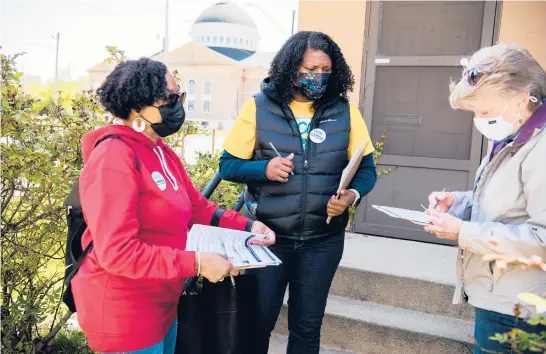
[186,224,282,269]
[372,205,432,225]
[326,140,369,225]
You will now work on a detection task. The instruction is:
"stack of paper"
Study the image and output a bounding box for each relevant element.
[326,139,369,224]
[186,224,282,269]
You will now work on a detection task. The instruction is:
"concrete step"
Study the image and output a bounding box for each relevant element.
[269,335,355,354]
[274,295,474,354]
[333,234,474,321]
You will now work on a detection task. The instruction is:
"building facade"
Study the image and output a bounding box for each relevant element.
[88,1,275,131]
[298,0,546,245]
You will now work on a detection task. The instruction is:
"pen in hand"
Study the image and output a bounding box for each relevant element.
[433,188,447,210]
[269,142,294,176]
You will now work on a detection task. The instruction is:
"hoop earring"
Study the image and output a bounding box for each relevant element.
[132,118,146,133]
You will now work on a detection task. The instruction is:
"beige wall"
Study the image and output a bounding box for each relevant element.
[297,0,367,105]
[88,71,109,91]
[172,65,242,126]
[498,1,546,69]
[87,42,269,130]
[297,1,546,107]
[239,67,268,110]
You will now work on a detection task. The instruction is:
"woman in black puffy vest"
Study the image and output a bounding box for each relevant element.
[219,31,377,354]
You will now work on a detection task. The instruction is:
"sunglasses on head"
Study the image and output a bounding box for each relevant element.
[464,67,488,86]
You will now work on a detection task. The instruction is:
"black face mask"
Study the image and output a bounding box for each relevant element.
[149,100,186,138]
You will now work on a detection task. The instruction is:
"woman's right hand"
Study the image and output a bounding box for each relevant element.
[266,154,294,182]
[427,191,454,213]
[197,252,238,283]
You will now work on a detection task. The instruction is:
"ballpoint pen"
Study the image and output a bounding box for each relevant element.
[220,239,236,288]
[433,188,447,210]
[269,142,294,176]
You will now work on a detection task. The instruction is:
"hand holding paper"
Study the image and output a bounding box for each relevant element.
[249,221,276,246]
[186,225,282,269]
[326,139,369,224]
[327,190,356,218]
[198,252,239,283]
[423,209,462,240]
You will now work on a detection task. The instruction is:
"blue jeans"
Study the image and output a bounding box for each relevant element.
[474,307,545,354]
[244,234,344,354]
[104,319,177,354]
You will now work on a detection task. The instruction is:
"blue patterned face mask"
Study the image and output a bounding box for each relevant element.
[296,72,330,101]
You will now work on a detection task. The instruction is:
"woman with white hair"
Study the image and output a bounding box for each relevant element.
[424,43,546,353]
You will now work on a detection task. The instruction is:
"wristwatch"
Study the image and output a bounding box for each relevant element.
[349,189,361,208]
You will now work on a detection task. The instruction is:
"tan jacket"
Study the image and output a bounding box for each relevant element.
[449,104,546,316]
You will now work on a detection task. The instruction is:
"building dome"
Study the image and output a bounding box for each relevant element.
[195,2,257,29]
[191,1,260,61]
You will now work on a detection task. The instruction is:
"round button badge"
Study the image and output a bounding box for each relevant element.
[309,128,327,144]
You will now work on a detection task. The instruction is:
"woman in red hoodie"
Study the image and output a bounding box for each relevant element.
[72,58,275,354]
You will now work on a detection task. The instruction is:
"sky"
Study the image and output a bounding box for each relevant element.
[0,0,299,82]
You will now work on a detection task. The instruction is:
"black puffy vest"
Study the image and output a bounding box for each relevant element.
[246,93,351,240]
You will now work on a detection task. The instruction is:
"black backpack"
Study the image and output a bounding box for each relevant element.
[62,135,139,312]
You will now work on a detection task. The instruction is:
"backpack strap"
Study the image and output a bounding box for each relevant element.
[93,134,140,171]
[69,134,140,271]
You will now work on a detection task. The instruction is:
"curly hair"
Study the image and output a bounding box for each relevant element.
[268,31,355,108]
[97,58,168,119]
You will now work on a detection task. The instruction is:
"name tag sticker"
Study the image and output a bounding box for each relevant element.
[151,171,167,191]
[309,128,326,144]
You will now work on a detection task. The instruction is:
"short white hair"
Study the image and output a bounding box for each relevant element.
[449,43,546,112]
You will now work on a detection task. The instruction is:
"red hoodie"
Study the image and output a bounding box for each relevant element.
[71,124,250,352]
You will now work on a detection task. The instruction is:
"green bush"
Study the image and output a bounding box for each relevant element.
[185,151,242,210]
[1,52,103,353]
[47,330,96,354]
[0,50,211,353]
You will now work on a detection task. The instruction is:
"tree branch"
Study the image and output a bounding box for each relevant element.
[1,181,15,212]
[34,311,72,352]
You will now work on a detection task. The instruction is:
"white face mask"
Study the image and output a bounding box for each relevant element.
[473,105,515,141]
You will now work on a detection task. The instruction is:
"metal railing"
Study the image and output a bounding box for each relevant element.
[202,172,245,212]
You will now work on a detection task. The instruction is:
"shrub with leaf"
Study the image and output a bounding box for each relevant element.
[482,239,546,353]
[346,128,394,229]
[1,53,103,353]
[0,50,208,353]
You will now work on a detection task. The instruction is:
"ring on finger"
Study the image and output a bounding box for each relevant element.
[219,277,224,282]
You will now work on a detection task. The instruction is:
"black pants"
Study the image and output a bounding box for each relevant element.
[243,233,344,354]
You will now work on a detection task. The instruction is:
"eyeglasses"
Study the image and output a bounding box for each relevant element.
[163,85,187,107]
[164,92,186,106]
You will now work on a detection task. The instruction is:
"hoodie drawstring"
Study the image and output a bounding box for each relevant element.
[153,147,179,191]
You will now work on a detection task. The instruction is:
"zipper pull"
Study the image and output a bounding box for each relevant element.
[304,160,308,169]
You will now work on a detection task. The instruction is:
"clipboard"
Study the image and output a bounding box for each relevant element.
[326,139,370,224]
[371,205,432,225]
[186,225,282,269]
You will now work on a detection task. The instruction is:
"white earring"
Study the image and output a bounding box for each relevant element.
[132,118,146,132]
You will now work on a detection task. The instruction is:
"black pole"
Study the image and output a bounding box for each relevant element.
[202,172,222,199]
[232,190,245,212]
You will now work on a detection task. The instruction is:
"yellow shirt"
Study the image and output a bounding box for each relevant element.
[224,99,375,160]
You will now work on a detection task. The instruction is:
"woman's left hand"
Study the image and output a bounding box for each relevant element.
[327,190,356,218]
[250,221,276,246]
[424,210,463,241]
